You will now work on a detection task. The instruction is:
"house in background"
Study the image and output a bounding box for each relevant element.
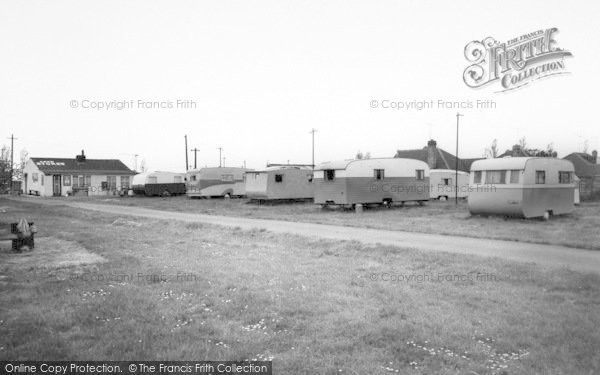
[498,144,558,158]
[23,150,136,196]
[394,139,482,172]
[563,151,600,200]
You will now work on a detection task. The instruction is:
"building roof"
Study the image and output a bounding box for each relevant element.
[393,148,477,172]
[471,157,574,171]
[30,157,135,175]
[563,153,600,177]
[249,165,313,173]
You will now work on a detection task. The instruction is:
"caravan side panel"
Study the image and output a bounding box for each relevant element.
[313,170,349,204]
[266,169,314,200]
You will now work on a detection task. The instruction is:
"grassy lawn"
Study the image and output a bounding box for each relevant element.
[1,198,599,374]
[47,195,600,250]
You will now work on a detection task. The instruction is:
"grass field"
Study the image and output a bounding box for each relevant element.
[52,195,600,250]
[1,198,599,374]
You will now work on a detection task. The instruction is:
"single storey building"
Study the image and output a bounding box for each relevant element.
[23,150,136,196]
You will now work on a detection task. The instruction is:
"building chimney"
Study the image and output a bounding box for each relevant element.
[427,139,437,169]
[512,144,521,157]
[76,150,86,163]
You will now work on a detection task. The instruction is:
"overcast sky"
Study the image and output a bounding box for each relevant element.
[1,0,598,172]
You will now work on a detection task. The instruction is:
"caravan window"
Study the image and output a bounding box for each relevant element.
[416,170,425,180]
[221,174,234,182]
[374,169,385,180]
[148,176,158,184]
[535,170,546,184]
[174,176,183,183]
[275,174,283,183]
[325,169,335,181]
[191,175,197,182]
[308,173,313,183]
[442,178,452,186]
[473,171,482,184]
[559,171,572,184]
[509,170,520,184]
[485,170,506,184]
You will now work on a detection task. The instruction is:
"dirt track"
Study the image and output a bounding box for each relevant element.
[12,197,600,275]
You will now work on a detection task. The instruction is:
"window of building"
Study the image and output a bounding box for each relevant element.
[121,176,130,189]
[485,170,506,184]
[107,176,117,190]
[559,171,572,184]
[85,175,91,187]
[63,175,71,186]
[415,169,425,180]
[275,174,283,183]
[325,169,335,181]
[72,175,79,188]
[374,169,385,180]
[473,171,482,184]
[510,170,520,184]
[32,173,39,183]
[535,170,546,184]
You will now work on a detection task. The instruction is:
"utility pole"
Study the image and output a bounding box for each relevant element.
[184,135,189,171]
[7,134,17,194]
[190,148,200,169]
[217,147,223,167]
[455,113,463,205]
[309,128,317,169]
[134,154,138,172]
[223,157,226,167]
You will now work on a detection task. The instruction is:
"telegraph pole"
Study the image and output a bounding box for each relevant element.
[184,135,189,171]
[309,128,317,169]
[7,134,17,194]
[223,157,226,167]
[455,113,463,205]
[217,147,223,167]
[190,148,200,169]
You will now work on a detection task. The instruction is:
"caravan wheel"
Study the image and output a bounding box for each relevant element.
[224,193,231,199]
[439,196,447,202]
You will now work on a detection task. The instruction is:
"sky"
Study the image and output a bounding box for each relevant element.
[1,0,599,172]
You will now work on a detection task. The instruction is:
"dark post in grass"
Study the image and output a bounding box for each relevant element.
[455,113,463,205]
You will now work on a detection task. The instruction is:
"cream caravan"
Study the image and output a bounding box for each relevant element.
[245,165,314,201]
[429,169,469,200]
[468,157,575,219]
[186,167,248,198]
[313,158,430,208]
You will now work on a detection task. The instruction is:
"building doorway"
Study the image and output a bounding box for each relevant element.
[52,175,62,196]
